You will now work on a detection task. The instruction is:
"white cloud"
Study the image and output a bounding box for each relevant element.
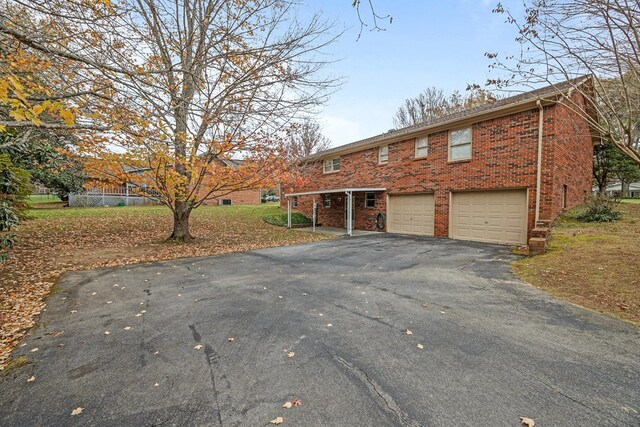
[319,114,364,148]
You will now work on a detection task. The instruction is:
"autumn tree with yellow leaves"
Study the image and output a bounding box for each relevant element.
[0,0,339,240]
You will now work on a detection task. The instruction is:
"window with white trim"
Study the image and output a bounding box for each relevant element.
[323,158,340,173]
[365,192,375,208]
[415,137,428,158]
[293,196,298,207]
[449,127,472,161]
[379,145,388,164]
[323,194,331,208]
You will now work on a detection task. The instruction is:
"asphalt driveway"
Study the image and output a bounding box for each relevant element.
[1,234,638,426]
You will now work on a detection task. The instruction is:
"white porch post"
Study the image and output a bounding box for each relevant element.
[287,197,292,228]
[312,199,317,232]
[346,190,353,236]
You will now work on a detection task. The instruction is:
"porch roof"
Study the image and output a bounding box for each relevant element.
[284,188,386,197]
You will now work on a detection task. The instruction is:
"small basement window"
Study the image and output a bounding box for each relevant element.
[220,199,232,205]
[365,192,375,208]
[379,145,389,164]
[323,194,331,208]
[415,137,428,158]
[293,196,298,207]
[323,157,340,173]
[449,127,472,161]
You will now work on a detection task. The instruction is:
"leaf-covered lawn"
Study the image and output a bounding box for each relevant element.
[0,204,333,369]
[513,201,640,325]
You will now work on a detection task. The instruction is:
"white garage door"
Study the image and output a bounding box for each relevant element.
[450,190,528,245]
[387,194,435,236]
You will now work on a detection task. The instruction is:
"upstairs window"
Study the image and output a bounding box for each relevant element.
[449,127,472,161]
[415,137,428,158]
[323,157,340,173]
[379,145,389,164]
[323,194,331,208]
[365,192,375,208]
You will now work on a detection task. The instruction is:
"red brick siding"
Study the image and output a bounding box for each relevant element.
[211,189,261,205]
[283,103,592,241]
[546,93,593,219]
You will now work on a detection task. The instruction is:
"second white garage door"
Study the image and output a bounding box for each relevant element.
[450,190,528,245]
[387,193,435,236]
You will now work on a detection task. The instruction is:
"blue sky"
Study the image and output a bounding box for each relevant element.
[302,1,525,147]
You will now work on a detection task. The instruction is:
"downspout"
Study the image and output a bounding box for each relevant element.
[535,100,544,225]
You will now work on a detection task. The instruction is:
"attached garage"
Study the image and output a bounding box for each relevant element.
[450,190,528,245]
[387,193,435,236]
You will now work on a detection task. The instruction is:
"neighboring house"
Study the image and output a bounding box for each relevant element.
[593,182,640,198]
[70,159,261,207]
[202,159,262,206]
[282,78,595,250]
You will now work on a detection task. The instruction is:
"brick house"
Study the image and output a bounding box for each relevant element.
[73,159,261,207]
[203,159,262,206]
[281,78,595,250]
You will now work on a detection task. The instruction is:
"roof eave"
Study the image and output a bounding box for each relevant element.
[305,97,559,162]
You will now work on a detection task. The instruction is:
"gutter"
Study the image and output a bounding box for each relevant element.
[305,97,558,162]
[535,100,544,225]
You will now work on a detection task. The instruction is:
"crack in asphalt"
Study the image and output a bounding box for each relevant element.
[189,324,223,427]
[331,354,421,427]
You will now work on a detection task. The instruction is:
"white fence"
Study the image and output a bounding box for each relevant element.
[69,186,161,207]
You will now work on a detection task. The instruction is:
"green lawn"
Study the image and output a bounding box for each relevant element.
[621,198,640,204]
[513,202,640,325]
[28,194,61,203]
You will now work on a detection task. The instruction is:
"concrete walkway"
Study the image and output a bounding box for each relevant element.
[294,225,380,237]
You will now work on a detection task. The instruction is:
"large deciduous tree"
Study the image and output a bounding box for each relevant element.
[285,118,332,160]
[489,0,640,165]
[393,86,498,128]
[1,0,339,240]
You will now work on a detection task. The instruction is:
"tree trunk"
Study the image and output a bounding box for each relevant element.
[169,201,193,241]
[621,181,630,198]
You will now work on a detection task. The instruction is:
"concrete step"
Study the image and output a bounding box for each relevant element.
[530,227,550,239]
[528,237,548,254]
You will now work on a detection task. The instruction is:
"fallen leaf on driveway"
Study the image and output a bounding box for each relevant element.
[404,329,413,336]
[154,383,159,387]
[124,327,131,330]
[292,399,302,407]
[70,310,77,314]
[194,344,203,350]
[46,330,64,337]
[27,376,35,383]
[30,348,39,352]
[71,407,83,416]
[270,416,284,425]
[282,401,293,409]
[227,337,234,342]
[104,331,110,335]
[520,417,535,426]
[326,323,333,327]
[106,301,112,304]
[287,352,295,358]
[416,344,424,349]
